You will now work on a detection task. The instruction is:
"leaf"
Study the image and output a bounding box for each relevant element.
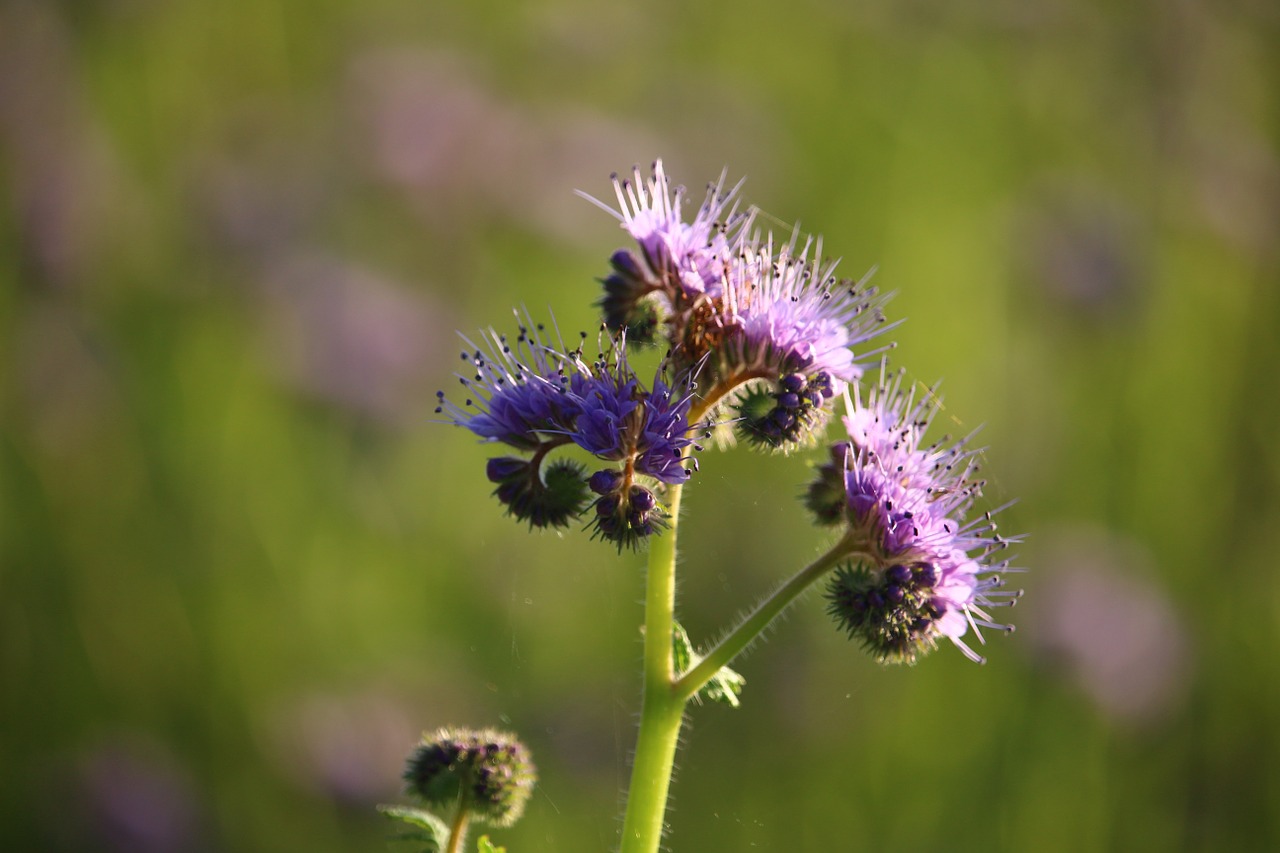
[477,835,507,853]
[377,804,450,852]
[672,621,746,708]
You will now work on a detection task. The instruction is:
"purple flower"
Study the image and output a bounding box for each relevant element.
[821,363,1021,663]
[633,375,698,483]
[435,312,587,450]
[584,159,749,299]
[583,163,895,449]
[570,346,699,485]
[721,234,891,393]
[438,318,701,541]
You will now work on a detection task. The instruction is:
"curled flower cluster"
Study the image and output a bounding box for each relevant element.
[404,727,536,827]
[436,312,699,549]
[437,160,1019,664]
[585,163,894,450]
[809,364,1021,663]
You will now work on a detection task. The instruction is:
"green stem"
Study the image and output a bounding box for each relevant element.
[618,481,686,853]
[447,788,471,853]
[674,532,862,703]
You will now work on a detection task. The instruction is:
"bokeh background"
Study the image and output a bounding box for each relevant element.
[3,1,1279,850]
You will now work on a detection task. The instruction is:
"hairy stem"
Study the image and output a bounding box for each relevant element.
[446,788,471,853]
[674,532,863,703]
[618,481,686,853]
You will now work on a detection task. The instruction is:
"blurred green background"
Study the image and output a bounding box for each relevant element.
[3,0,1278,850]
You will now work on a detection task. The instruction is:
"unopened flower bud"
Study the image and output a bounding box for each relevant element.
[404,727,537,828]
[825,562,948,665]
[486,457,528,484]
[491,457,590,529]
[805,443,851,527]
[589,468,624,495]
[630,485,656,513]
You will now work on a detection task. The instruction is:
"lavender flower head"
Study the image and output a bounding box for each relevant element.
[717,234,893,449]
[586,161,893,453]
[813,363,1021,663]
[599,160,748,299]
[722,234,889,391]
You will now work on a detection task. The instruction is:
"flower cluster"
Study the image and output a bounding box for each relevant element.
[436,313,699,548]
[808,364,1021,663]
[403,727,537,828]
[586,162,894,450]
[436,160,1019,665]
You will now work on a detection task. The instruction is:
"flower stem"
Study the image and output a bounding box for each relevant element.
[447,788,471,853]
[618,481,686,853]
[674,532,862,703]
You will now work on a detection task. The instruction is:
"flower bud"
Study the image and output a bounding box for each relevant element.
[587,476,665,551]
[733,380,831,453]
[404,727,537,828]
[804,443,851,526]
[825,562,945,664]
[486,457,527,483]
[588,468,624,495]
[489,457,590,529]
[599,249,663,344]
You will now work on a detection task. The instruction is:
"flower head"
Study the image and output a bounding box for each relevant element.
[595,160,749,300]
[435,311,588,450]
[584,163,897,455]
[437,316,701,545]
[403,727,536,828]
[721,235,889,391]
[714,235,892,450]
[816,363,1021,663]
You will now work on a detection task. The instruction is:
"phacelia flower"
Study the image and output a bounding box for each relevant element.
[437,316,701,546]
[585,163,896,454]
[435,311,588,451]
[714,235,892,451]
[815,362,1021,663]
[582,160,755,370]
[586,160,749,303]
[403,727,536,828]
[721,234,890,392]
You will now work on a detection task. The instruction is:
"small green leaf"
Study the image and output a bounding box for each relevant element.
[477,835,507,853]
[377,804,450,852]
[672,621,746,708]
[701,663,746,708]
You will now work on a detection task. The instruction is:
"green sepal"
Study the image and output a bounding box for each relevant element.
[377,804,449,852]
[477,836,507,853]
[672,621,746,708]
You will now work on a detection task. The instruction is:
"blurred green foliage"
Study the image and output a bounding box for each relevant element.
[3,0,1279,850]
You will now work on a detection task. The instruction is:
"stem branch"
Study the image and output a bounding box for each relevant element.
[674,532,862,703]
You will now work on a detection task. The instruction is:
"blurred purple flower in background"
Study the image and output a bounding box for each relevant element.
[1026,529,1192,724]
[1015,184,1147,323]
[57,736,208,853]
[268,689,418,807]
[346,49,665,245]
[0,3,128,291]
[261,252,446,424]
